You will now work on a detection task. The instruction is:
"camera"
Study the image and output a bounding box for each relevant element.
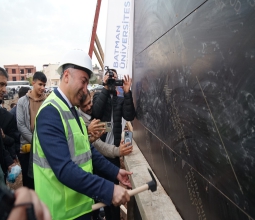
[103,66,123,92]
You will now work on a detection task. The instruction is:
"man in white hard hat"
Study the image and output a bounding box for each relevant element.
[33,49,132,220]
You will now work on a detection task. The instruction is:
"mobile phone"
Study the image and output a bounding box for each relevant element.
[98,122,112,132]
[124,131,133,146]
[0,183,15,220]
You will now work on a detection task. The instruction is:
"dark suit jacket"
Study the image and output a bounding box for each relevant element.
[35,89,119,219]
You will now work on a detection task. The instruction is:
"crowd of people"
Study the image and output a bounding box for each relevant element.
[0,49,136,220]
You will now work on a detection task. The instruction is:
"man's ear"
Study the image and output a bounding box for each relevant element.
[63,69,70,83]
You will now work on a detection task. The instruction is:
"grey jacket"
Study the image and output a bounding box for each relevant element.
[17,95,32,146]
[79,109,120,158]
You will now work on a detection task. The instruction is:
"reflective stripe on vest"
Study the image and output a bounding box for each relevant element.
[33,99,91,168]
[33,92,93,219]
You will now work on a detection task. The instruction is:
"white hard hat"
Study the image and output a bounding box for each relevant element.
[57,49,93,78]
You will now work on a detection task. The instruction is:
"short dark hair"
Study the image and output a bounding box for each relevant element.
[105,68,117,75]
[33,71,47,83]
[18,86,30,98]
[80,89,91,105]
[0,67,8,79]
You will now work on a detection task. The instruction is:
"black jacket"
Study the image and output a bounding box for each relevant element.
[0,108,20,154]
[2,134,16,160]
[0,135,13,175]
[0,108,19,174]
[92,88,135,147]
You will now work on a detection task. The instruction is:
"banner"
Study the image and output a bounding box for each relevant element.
[104,0,134,79]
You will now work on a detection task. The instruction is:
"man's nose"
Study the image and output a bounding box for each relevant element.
[83,84,88,94]
[2,86,7,93]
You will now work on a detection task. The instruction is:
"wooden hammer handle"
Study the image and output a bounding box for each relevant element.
[127,184,148,196]
[92,184,149,211]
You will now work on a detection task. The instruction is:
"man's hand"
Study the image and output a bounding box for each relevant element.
[103,74,110,90]
[89,130,104,143]
[122,75,132,93]
[1,128,5,138]
[117,169,132,188]
[112,185,130,206]
[8,187,51,220]
[119,140,133,156]
[88,119,105,134]
[89,135,98,143]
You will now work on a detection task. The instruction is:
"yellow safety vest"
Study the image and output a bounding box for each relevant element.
[33,92,93,220]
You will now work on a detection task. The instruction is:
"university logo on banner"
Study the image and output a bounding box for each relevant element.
[104,0,134,80]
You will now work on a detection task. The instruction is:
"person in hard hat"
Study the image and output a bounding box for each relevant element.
[79,89,133,158]
[17,71,47,189]
[33,49,132,220]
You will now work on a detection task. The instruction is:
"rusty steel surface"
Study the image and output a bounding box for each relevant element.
[133,0,255,219]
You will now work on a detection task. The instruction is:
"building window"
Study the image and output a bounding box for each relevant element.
[12,69,16,74]
[5,68,8,73]
[13,77,16,81]
[27,69,31,73]
[21,76,25,80]
[20,69,24,74]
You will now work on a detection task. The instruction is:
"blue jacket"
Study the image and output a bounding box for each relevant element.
[36,89,119,220]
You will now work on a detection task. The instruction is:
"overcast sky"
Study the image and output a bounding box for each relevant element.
[0,0,108,70]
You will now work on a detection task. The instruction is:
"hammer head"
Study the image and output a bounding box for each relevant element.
[147,168,157,192]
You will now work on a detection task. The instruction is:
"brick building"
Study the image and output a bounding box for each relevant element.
[4,64,36,81]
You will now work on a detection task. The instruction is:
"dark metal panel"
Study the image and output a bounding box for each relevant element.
[134,0,206,55]
[133,0,255,219]
[133,120,249,220]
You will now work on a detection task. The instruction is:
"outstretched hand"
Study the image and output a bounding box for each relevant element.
[89,130,104,143]
[122,75,132,93]
[88,119,105,135]
[119,140,133,156]
[117,169,133,188]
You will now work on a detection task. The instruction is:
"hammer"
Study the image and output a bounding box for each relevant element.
[92,168,157,211]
